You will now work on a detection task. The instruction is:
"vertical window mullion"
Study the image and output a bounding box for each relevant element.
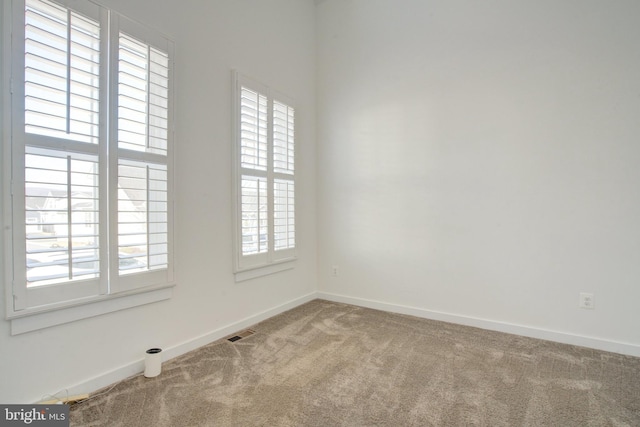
[145,44,151,151]
[107,12,120,292]
[98,6,109,295]
[65,9,71,135]
[66,155,72,280]
[267,95,274,258]
[10,0,27,310]
[146,164,150,268]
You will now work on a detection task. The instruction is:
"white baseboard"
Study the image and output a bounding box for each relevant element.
[61,292,318,400]
[317,291,640,358]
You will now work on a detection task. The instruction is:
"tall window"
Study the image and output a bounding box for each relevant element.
[6,0,174,323]
[233,73,295,278]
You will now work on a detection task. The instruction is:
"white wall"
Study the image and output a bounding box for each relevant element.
[3,0,640,405]
[0,0,317,403]
[317,0,640,353]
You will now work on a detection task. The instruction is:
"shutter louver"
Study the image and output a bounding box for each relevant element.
[239,84,269,257]
[118,33,169,155]
[274,179,295,251]
[273,101,294,174]
[25,147,100,286]
[117,160,168,275]
[241,176,268,255]
[240,88,268,171]
[273,100,295,252]
[25,0,100,144]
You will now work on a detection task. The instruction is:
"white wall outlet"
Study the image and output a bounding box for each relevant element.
[331,265,339,277]
[579,292,595,309]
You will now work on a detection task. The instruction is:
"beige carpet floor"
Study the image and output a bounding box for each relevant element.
[70,299,640,426]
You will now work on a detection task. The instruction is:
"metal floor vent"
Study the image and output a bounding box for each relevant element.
[227,329,256,342]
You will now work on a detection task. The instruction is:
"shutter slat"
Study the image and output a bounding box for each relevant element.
[24,0,100,145]
[274,179,295,251]
[117,34,169,156]
[118,160,168,275]
[24,145,100,287]
[240,87,268,171]
[240,175,268,255]
[273,101,295,174]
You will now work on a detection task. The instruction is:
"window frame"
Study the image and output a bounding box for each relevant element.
[2,0,176,333]
[232,71,296,281]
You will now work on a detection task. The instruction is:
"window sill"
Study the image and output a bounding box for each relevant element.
[9,284,174,335]
[234,259,296,282]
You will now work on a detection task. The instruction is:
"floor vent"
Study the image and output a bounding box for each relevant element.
[227,329,256,342]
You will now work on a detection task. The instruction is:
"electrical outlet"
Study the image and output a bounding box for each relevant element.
[331,265,339,277]
[579,292,595,309]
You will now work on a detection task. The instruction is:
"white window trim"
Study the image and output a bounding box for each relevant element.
[2,0,176,333]
[9,285,173,334]
[232,71,296,281]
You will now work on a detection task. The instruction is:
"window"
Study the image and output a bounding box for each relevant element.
[4,0,174,331]
[233,72,295,279]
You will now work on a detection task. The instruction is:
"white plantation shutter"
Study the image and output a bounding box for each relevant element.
[241,176,268,255]
[233,73,296,274]
[9,0,174,316]
[112,15,173,292]
[24,0,101,143]
[274,179,294,251]
[12,0,107,309]
[272,100,295,253]
[240,88,268,171]
[273,101,294,174]
[117,33,169,155]
[25,147,100,287]
[239,85,269,258]
[117,161,168,275]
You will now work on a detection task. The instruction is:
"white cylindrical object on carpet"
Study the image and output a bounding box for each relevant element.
[144,348,162,378]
